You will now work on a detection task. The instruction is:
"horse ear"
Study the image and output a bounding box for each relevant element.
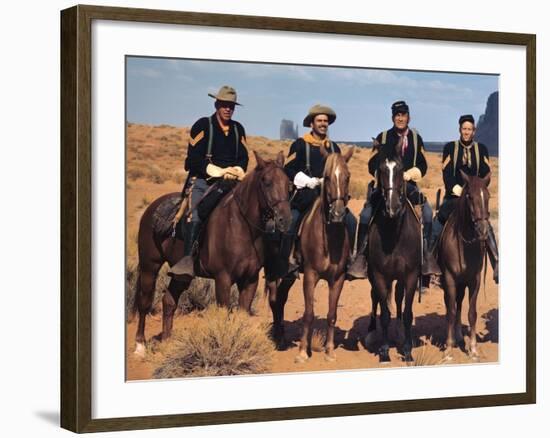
[275,150,285,167]
[254,150,266,169]
[459,168,470,185]
[481,171,491,187]
[343,146,354,163]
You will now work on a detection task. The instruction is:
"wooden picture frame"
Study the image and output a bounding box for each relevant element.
[60,4,536,433]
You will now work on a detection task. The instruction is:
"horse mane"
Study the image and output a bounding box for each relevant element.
[377,142,402,166]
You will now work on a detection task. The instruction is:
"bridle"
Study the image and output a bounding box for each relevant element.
[379,160,406,216]
[233,164,290,234]
[460,187,489,243]
[322,162,350,224]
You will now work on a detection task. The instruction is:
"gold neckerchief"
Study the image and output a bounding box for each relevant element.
[303,132,332,148]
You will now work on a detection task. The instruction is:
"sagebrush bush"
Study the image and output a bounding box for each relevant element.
[153,306,274,378]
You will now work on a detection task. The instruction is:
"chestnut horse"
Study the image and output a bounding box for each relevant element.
[268,147,354,362]
[365,144,422,363]
[133,151,291,355]
[437,169,491,361]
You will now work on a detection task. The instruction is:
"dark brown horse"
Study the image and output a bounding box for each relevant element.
[437,169,491,361]
[133,151,292,356]
[365,145,422,363]
[268,147,354,362]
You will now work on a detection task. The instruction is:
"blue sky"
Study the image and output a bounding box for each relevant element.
[126,56,498,142]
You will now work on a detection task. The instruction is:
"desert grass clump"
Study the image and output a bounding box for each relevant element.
[153,306,274,378]
[406,337,446,367]
[310,328,327,353]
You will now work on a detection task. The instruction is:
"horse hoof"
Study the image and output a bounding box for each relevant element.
[470,348,480,362]
[444,348,453,361]
[379,348,391,363]
[134,342,146,357]
[365,331,377,348]
[294,351,309,364]
[324,351,337,362]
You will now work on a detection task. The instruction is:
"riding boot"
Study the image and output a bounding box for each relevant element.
[486,224,499,284]
[346,223,369,279]
[422,221,441,276]
[168,221,201,280]
[277,232,299,278]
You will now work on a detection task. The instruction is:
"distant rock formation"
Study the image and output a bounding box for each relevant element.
[475,91,499,155]
[280,119,298,140]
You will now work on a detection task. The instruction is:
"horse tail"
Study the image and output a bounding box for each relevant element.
[129,262,141,321]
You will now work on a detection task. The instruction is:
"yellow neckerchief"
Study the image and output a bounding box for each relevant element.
[303,132,331,148]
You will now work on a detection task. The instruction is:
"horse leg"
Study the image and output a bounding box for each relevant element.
[159,278,190,341]
[215,273,233,308]
[372,275,391,363]
[268,276,296,350]
[467,275,481,361]
[296,269,319,363]
[454,284,466,349]
[325,274,345,362]
[402,275,418,363]
[238,273,259,314]
[394,281,405,343]
[134,265,160,356]
[443,272,458,360]
[365,285,378,349]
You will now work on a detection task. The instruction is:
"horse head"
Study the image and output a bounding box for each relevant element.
[320,145,354,223]
[377,144,406,219]
[459,169,491,240]
[253,150,292,233]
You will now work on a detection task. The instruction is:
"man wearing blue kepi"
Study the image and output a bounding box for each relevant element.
[276,104,359,279]
[347,100,440,279]
[168,85,249,281]
[428,114,499,283]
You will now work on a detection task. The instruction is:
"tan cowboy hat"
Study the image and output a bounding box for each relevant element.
[303,104,336,127]
[208,85,242,105]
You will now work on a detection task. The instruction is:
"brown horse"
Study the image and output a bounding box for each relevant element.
[268,147,354,362]
[437,169,491,361]
[365,145,422,363]
[133,151,292,355]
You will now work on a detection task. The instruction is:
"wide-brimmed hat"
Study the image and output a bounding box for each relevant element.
[208,85,242,105]
[303,104,337,127]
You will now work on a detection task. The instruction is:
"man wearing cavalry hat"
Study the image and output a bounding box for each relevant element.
[168,85,249,280]
[348,100,440,279]
[275,104,359,278]
[428,114,499,283]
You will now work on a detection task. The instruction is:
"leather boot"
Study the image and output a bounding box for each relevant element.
[346,223,369,279]
[486,224,499,284]
[168,221,201,280]
[422,221,441,276]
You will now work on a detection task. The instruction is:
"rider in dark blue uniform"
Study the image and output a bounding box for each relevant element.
[347,100,440,279]
[429,114,499,283]
[168,86,249,281]
[276,104,358,278]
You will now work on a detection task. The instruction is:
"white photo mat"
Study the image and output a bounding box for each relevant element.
[92,19,526,419]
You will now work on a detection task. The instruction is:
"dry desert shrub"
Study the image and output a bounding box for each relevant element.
[310,328,327,353]
[407,337,446,367]
[152,306,274,378]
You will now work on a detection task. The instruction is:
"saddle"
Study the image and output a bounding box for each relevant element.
[196,179,237,222]
[152,195,183,238]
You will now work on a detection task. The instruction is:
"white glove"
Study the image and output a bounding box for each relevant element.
[403,167,422,182]
[206,163,226,178]
[293,171,311,189]
[305,177,322,189]
[452,184,463,197]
